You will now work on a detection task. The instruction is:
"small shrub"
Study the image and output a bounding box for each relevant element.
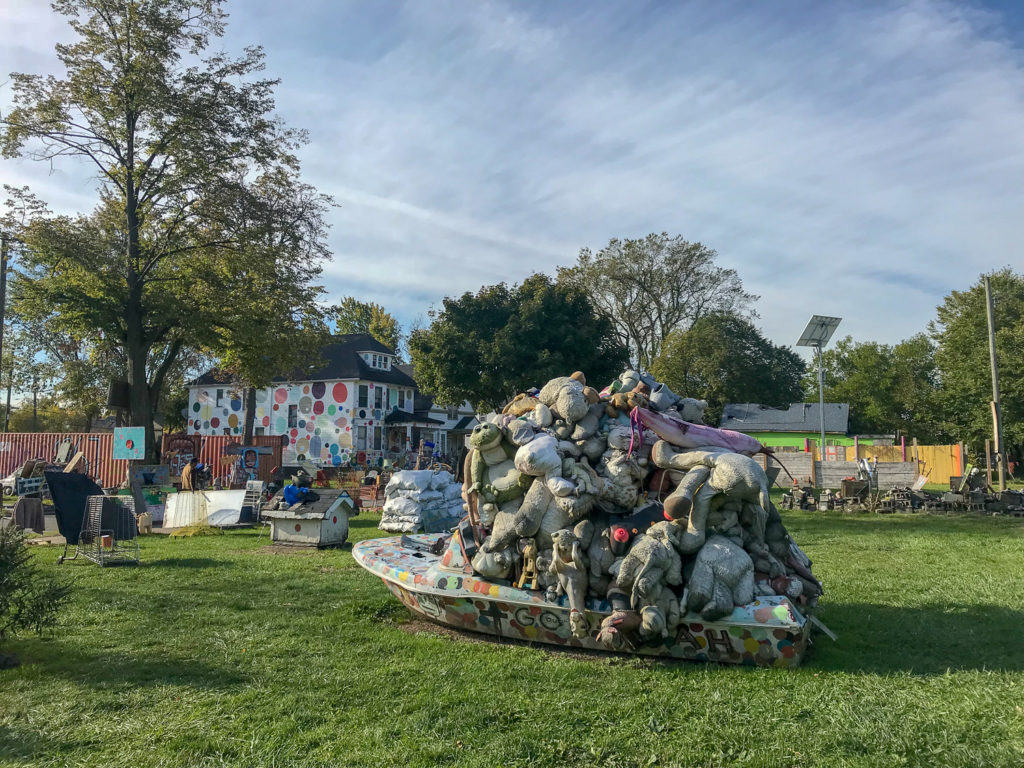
[0,524,71,660]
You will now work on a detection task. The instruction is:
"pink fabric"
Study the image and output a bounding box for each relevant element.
[634,407,762,456]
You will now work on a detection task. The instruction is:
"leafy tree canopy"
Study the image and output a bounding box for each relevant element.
[409,274,628,411]
[1,1,332,458]
[805,334,942,442]
[929,268,1024,454]
[335,297,402,354]
[557,233,757,370]
[651,314,804,425]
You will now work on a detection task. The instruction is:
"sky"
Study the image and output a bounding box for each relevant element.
[3,0,1024,352]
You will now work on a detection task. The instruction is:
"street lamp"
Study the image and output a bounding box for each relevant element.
[796,315,842,461]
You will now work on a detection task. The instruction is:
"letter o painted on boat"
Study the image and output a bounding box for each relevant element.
[539,611,562,630]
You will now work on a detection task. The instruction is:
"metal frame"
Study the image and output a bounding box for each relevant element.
[62,495,140,566]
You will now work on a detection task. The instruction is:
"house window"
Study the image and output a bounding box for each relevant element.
[356,426,367,450]
[373,426,382,450]
[358,385,368,408]
[216,389,224,406]
[375,387,384,409]
[446,405,459,420]
[398,390,406,409]
[255,427,265,436]
[288,404,298,429]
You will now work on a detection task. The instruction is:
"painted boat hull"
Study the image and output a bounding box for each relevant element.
[353,533,812,667]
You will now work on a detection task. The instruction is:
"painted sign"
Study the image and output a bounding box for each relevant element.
[113,427,145,461]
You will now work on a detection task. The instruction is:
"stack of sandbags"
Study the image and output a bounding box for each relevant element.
[379,470,465,534]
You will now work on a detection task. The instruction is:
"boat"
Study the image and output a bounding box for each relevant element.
[353,527,813,667]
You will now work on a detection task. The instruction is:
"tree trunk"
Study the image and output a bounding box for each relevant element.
[242,386,256,444]
[3,366,10,433]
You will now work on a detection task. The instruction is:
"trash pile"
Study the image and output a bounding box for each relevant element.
[380,470,464,534]
[462,369,822,649]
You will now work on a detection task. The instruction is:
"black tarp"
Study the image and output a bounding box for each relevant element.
[45,471,104,545]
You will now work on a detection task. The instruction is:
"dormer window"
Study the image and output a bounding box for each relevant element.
[365,352,391,370]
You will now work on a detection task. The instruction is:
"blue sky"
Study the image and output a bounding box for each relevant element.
[3,0,1024,351]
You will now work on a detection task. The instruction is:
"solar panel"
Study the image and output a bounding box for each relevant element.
[796,315,842,347]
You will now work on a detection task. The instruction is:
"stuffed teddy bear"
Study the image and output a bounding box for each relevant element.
[651,441,771,554]
[471,541,518,580]
[613,521,683,638]
[538,376,588,424]
[515,433,573,496]
[603,389,648,419]
[569,371,601,405]
[548,528,589,638]
[683,535,755,621]
[469,422,532,527]
[502,393,541,417]
[598,425,645,511]
[524,402,553,428]
[676,397,708,425]
[615,521,683,612]
[571,402,604,441]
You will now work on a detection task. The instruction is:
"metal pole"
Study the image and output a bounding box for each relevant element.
[984,276,1006,491]
[816,344,826,462]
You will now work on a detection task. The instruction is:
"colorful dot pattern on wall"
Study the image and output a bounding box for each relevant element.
[189,380,366,466]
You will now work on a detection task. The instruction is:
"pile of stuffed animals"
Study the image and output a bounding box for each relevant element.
[460,369,822,651]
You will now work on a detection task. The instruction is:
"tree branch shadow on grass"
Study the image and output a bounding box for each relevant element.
[0,724,84,765]
[141,558,235,568]
[7,638,247,691]
[809,601,1024,674]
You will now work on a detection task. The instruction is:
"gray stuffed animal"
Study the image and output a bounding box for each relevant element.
[683,535,755,620]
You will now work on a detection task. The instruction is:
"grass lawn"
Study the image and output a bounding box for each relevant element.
[2,511,1024,768]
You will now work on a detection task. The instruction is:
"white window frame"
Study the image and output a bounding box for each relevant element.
[358,385,368,408]
[356,426,367,450]
[374,387,384,409]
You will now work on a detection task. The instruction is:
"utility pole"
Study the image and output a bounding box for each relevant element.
[0,231,8,392]
[814,343,826,460]
[984,276,1006,491]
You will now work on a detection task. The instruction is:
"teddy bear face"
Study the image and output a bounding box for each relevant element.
[470,422,503,450]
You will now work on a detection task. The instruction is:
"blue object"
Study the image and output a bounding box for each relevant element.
[283,484,309,505]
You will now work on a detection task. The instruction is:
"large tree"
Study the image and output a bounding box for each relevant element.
[1,1,332,459]
[335,297,402,353]
[806,334,943,441]
[409,274,627,411]
[557,233,757,370]
[930,269,1024,456]
[651,314,804,425]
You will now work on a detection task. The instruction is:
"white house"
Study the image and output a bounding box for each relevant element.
[187,334,477,467]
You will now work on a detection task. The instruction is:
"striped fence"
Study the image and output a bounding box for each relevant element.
[0,432,285,489]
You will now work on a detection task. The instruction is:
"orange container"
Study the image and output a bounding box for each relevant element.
[101,534,113,548]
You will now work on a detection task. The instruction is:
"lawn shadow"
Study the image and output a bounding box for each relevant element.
[0,724,86,764]
[811,600,1024,674]
[13,639,248,690]
[142,557,234,569]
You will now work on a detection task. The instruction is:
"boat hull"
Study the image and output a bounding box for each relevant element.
[353,534,812,667]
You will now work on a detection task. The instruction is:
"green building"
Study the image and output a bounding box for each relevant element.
[719,402,888,449]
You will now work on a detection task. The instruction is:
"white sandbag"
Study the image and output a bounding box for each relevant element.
[413,489,444,504]
[379,517,421,533]
[382,496,420,517]
[443,483,462,501]
[386,470,434,494]
[428,470,455,490]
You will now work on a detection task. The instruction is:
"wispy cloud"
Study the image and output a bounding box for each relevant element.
[3,0,1024,348]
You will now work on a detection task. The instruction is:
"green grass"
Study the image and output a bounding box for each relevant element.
[2,512,1024,768]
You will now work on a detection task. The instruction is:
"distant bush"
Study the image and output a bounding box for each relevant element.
[0,524,70,665]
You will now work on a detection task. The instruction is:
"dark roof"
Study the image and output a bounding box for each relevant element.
[451,415,477,431]
[719,403,850,434]
[190,334,416,388]
[384,410,445,426]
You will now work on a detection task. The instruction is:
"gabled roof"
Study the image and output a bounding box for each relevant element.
[190,334,416,388]
[719,403,850,434]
